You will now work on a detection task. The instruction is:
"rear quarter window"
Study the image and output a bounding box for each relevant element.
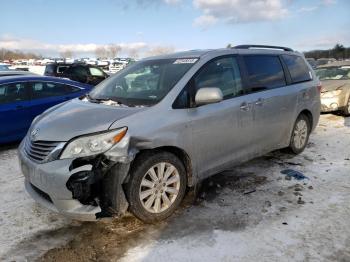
[282,55,312,84]
[89,67,105,77]
[243,55,286,91]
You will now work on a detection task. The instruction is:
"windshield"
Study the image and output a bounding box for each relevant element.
[89,58,197,106]
[316,67,350,80]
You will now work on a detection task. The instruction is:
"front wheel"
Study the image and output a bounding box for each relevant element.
[287,114,311,154]
[126,151,187,223]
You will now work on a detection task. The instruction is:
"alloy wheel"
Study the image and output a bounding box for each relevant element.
[139,162,180,213]
[293,119,308,149]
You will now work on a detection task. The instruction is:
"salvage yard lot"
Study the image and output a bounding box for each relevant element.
[1,114,350,262]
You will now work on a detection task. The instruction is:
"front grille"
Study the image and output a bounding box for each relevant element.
[24,137,61,162]
[30,183,53,203]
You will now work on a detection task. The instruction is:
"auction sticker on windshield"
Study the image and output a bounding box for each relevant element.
[173,58,198,64]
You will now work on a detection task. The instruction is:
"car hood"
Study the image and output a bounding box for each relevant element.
[31,99,146,141]
[321,80,350,92]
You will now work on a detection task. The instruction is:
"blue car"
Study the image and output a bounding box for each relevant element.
[0,75,93,143]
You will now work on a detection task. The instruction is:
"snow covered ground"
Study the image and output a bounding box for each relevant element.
[1,114,350,261]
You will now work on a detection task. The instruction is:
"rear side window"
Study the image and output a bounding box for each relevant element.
[0,83,28,104]
[243,55,286,91]
[44,64,55,75]
[31,82,80,99]
[72,66,88,76]
[282,55,312,84]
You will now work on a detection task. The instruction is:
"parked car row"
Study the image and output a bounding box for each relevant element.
[0,57,136,73]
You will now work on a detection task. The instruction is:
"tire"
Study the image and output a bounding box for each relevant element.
[342,98,350,116]
[125,151,187,223]
[287,114,311,154]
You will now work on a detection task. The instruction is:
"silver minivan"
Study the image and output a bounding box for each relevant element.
[18,45,321,223]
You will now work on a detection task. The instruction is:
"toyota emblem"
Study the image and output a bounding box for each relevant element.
[31,128,39,140]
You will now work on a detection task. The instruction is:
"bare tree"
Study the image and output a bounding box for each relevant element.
[146,46,175,57]
[60,49,73,58]
[128,48,140,59]
[0,48,42,60]
[107,44,122,58]
[95,46,107,59]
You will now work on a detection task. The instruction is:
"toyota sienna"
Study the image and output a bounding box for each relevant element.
[18,45,321,223]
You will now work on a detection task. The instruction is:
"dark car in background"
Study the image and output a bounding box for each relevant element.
[44,63,109,85]
[44,63,71,77]
[0,75,93,143]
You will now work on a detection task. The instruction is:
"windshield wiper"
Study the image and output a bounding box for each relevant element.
[84,94,97,102]
[85,94,131,107]
[85,94,111,103]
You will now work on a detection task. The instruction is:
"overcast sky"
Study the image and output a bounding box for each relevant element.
[1,0,350,57]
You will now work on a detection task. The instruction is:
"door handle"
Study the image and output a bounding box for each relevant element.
[255,98,264,106]
[16,105,24,109]
[240,102,250,111]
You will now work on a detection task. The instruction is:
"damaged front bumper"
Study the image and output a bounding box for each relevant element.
[18,138,133,221]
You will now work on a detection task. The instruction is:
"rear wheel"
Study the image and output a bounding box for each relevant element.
[126,151,187,223]
[288,114,310,154]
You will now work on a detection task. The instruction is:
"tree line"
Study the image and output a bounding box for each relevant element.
[2,43,349,61]
[1,48,42,61]
[303,44,350,60]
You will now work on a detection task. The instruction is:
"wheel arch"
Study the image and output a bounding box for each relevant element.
[130,146,194,187]
[298,109,313,130]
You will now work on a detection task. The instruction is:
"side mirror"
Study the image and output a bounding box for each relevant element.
[195,87,223,106]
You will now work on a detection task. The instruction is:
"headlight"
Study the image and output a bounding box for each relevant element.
[321,90,342,98]
[60,127,127,159]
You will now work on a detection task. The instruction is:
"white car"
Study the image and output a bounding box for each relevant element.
[37,58,55,65]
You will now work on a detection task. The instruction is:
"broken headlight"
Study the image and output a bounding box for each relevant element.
[60,127,127,159]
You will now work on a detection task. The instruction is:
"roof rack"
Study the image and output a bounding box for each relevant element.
[233,45,293,52]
